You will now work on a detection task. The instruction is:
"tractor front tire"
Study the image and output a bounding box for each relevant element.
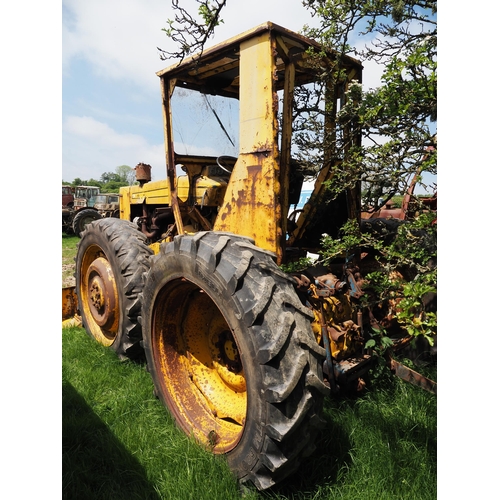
[76,218,153,359]
[141,232,329,490]
[73,208,102,236]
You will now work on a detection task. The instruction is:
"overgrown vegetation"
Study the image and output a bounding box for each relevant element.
[63,325,436,499]
[321,213,437,346]
[303,0,437,207]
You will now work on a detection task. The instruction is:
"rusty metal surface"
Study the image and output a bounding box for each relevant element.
[62,315,82,328]
[151,280,245,453]
[78,246,119,346]
[334,355,373,386]
[62,286,78,321]
[62,186,74,207]
[161,77,185,237]
[212,31,282,258]
[154,23,362,260]
[135,162,151,185]
[86,257,118,330]
[390,359,437,394]
[156,22,362,95]
[94,194,120,217]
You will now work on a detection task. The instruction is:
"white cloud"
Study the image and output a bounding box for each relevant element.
[62,0,324,183]
[62,1,391,184]
[63,0,173,91]
[358,57,385,91]
[65,116,145,147]
[63,115,165,182]
[62,0,321,92]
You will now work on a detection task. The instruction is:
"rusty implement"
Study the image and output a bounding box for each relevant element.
[62,286,82,327]
[390,358,437,395]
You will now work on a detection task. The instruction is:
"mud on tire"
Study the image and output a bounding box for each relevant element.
[76,218,153,359]
[141,232,329,490]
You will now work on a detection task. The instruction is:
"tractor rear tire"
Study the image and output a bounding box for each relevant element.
[76,218,153,359]
[73,208,102,236]
[141,232,329,490]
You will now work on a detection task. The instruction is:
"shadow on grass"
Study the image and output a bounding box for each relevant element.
[62,380,161,500]
[264,376,436,497]
[265,409,353,496]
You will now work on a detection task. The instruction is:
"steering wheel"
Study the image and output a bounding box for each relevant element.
[216,155,237,174]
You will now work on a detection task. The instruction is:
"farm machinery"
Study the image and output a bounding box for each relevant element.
[63,190,121,236]
[62,185,103,236]
[63,22,436,491]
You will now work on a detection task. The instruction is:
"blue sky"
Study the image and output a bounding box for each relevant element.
[64,0,441,189]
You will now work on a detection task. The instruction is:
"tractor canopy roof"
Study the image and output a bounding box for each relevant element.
[156,21,362,98]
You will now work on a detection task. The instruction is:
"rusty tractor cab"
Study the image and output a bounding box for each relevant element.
[118,22,362,262]
[62,186,103,235]
[93,193,120,218]
[69,22,436,492]
[73,185,100,209]
[62,185,74,208]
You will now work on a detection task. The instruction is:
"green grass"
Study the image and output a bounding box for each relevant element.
[62,325,437,499]
[63,326,244,500]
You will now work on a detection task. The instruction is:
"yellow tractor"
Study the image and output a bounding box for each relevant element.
[64,22,435,491]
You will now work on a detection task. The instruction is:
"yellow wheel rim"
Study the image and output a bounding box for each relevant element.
[79,245,120,346]
[151,279,247,453]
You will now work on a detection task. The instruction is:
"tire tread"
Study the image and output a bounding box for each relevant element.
[171,232,327,489]
[77,218,153,358]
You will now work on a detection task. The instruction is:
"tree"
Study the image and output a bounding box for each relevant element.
[101,181,126,193]
[100,165,135,191]
[100,172,121,184]
[296,1,437,344]
[301,0,436,209]
[70,178,102,187]
[67,165,136,193]
[115,165,135,186]
[161,1,436,203]
[158,0,228,62]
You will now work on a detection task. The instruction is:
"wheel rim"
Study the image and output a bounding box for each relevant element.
[79,244,120,346]
[151,278,247,453]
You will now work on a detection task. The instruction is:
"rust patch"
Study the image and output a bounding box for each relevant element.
[246,165,261,176]
[390,359,437,394]
[62,286,78,321]
[220,201,232,221]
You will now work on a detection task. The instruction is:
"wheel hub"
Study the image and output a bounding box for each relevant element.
[89,278,105,311]
[85,257,117,330]
[216,330,242,373]
[151,281,247,449]
[212,330,246,393]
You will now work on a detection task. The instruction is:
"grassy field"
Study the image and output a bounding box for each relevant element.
[63,327,436,499]
[62,234,437,499]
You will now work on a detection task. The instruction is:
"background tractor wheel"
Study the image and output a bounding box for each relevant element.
[141,232,329,490]
[76,218,153,359]
[73,208,102,236]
